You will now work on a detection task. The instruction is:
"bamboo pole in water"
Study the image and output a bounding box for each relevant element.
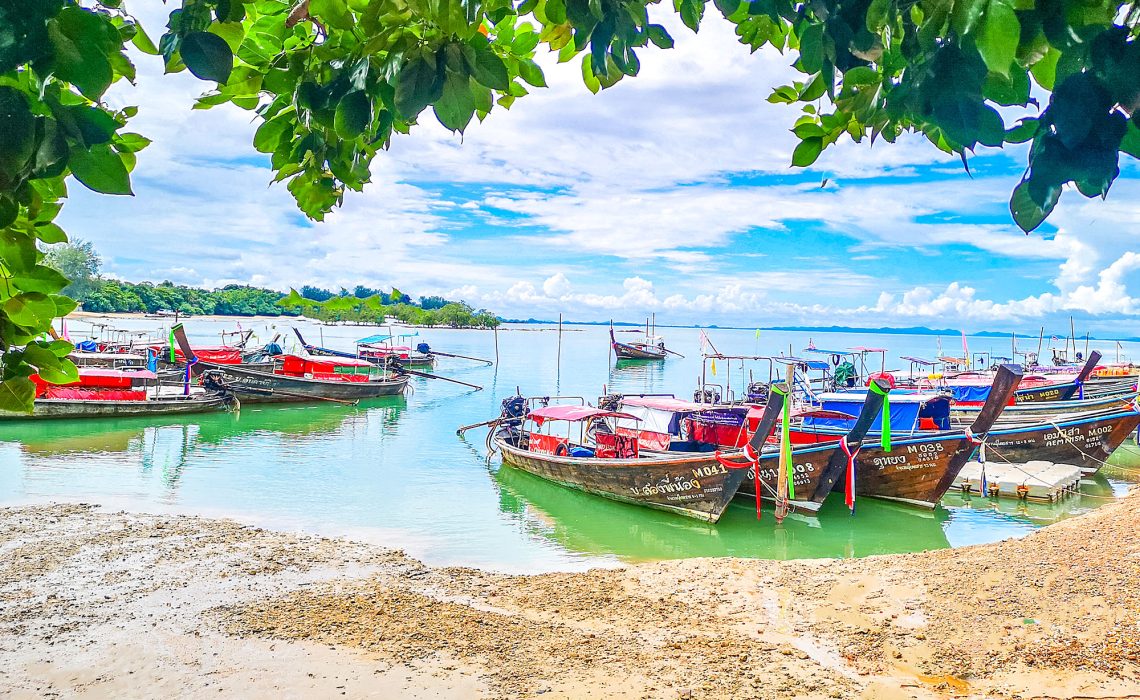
[557,313,562,371]
[775,363,793,522]
[493,325,499,364]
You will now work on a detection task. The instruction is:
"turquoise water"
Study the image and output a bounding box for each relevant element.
[1,319,1137,573]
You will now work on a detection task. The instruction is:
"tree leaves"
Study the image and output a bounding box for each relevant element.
[792,137,824,166]
[976,0,1020,76]
[646,24,675,49]
[68,145,132,195]
[180,31,234,84]
[517,59,547,87]
[470,47,510,91]
[395,55,444,120]
[0,378,36,414]
[3,293,58,328]
[434,73,476,132]
[335,91,372,139]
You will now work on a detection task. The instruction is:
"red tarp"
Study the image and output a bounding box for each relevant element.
[528,432,569,456]
[529,405,640,425]
[280,354,372,377]
[41,388,147,401]
[596,432,639,458]
[616,426,671,451]
[620,396,708,412]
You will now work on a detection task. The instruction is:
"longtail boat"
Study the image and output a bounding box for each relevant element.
[979,404,1140,474]
[172,325,408,404]
[0,367,236,420]
[736,365,1024,511]
[488,392,785,522]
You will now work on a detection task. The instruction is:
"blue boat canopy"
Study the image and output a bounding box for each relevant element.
[805,392,951,432]
[355,334,392,344]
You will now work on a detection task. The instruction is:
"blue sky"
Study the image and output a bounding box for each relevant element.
[58,6,1140,335]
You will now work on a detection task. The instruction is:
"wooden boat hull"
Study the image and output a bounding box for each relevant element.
[737,433,973,512]
[613,344,667,360]
[950,393,1134,424]
[495,438,748,522]
[981,409,1140,474]
[0,394,232,420]
[198,363,409,403]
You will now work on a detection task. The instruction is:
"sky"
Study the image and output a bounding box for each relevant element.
[57,5,1140,334]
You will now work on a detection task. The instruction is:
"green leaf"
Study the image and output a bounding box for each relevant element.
[114,133,153,153]
[254,115,292,153]
[132,23,160,54]
[843,66,879,87]
[395,56,443,120]
[1010,177,1058,232]
[646,24,674,49]
[22,345,79,385]
[335,91,372,139]
[1121,120,1140,159]
[434,73,476,132]
[471,47,510,91]
[310,0,355,30]
[798,24,824,74]
[48,8,115,99]
[47,339,76,358]
[51,294,79,317]
[1030,48,1061,90]
[12,265,70,294]
[0,87,35,179]
[180,32,234,84]
[791,137,823,166]
[951,0,987,36]
[977,0,1020,76]
[33,223,67,244]
[3,293,58,328]
[518,59,547,87]
[0,378,36,414]
[69,144,132,195]
[1005,118,1039,144]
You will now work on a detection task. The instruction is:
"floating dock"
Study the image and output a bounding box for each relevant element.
[956,460,1084,502]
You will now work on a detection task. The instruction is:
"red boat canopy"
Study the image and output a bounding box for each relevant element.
[621,396,707,412]
[529,405,640,425]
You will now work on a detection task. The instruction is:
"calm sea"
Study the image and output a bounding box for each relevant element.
[1,318,1136,573]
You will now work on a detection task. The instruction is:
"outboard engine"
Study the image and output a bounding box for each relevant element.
[497,395,529,446]
[416,342,431,354]
[745,381,769,404]
[597,394,622,411]
[693,387,721,404]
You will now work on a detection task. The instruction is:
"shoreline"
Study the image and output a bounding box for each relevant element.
[3,494,1140,698]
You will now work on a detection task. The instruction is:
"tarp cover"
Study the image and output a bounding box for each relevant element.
[621,396,707,412]
[810,395,924,432]
[529,405,639,425]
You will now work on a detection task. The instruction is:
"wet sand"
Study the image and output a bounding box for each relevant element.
[2,496,1139,699]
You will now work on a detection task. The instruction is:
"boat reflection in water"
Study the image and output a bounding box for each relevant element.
[492,463,955,561]
[607,357,668,394]
[0,396,407,499]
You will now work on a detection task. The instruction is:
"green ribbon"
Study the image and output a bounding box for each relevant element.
[168,329,176,363]
[779,383,794,500]
[868,380,891,452]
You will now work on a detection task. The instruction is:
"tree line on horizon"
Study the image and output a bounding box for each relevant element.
[44,241,500,328]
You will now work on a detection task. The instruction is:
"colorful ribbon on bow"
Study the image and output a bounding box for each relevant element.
[868,380,891,452]
[841,437,860,513]
[168,329,176,363]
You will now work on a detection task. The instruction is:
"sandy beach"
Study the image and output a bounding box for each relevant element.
[2,494,1139,699]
